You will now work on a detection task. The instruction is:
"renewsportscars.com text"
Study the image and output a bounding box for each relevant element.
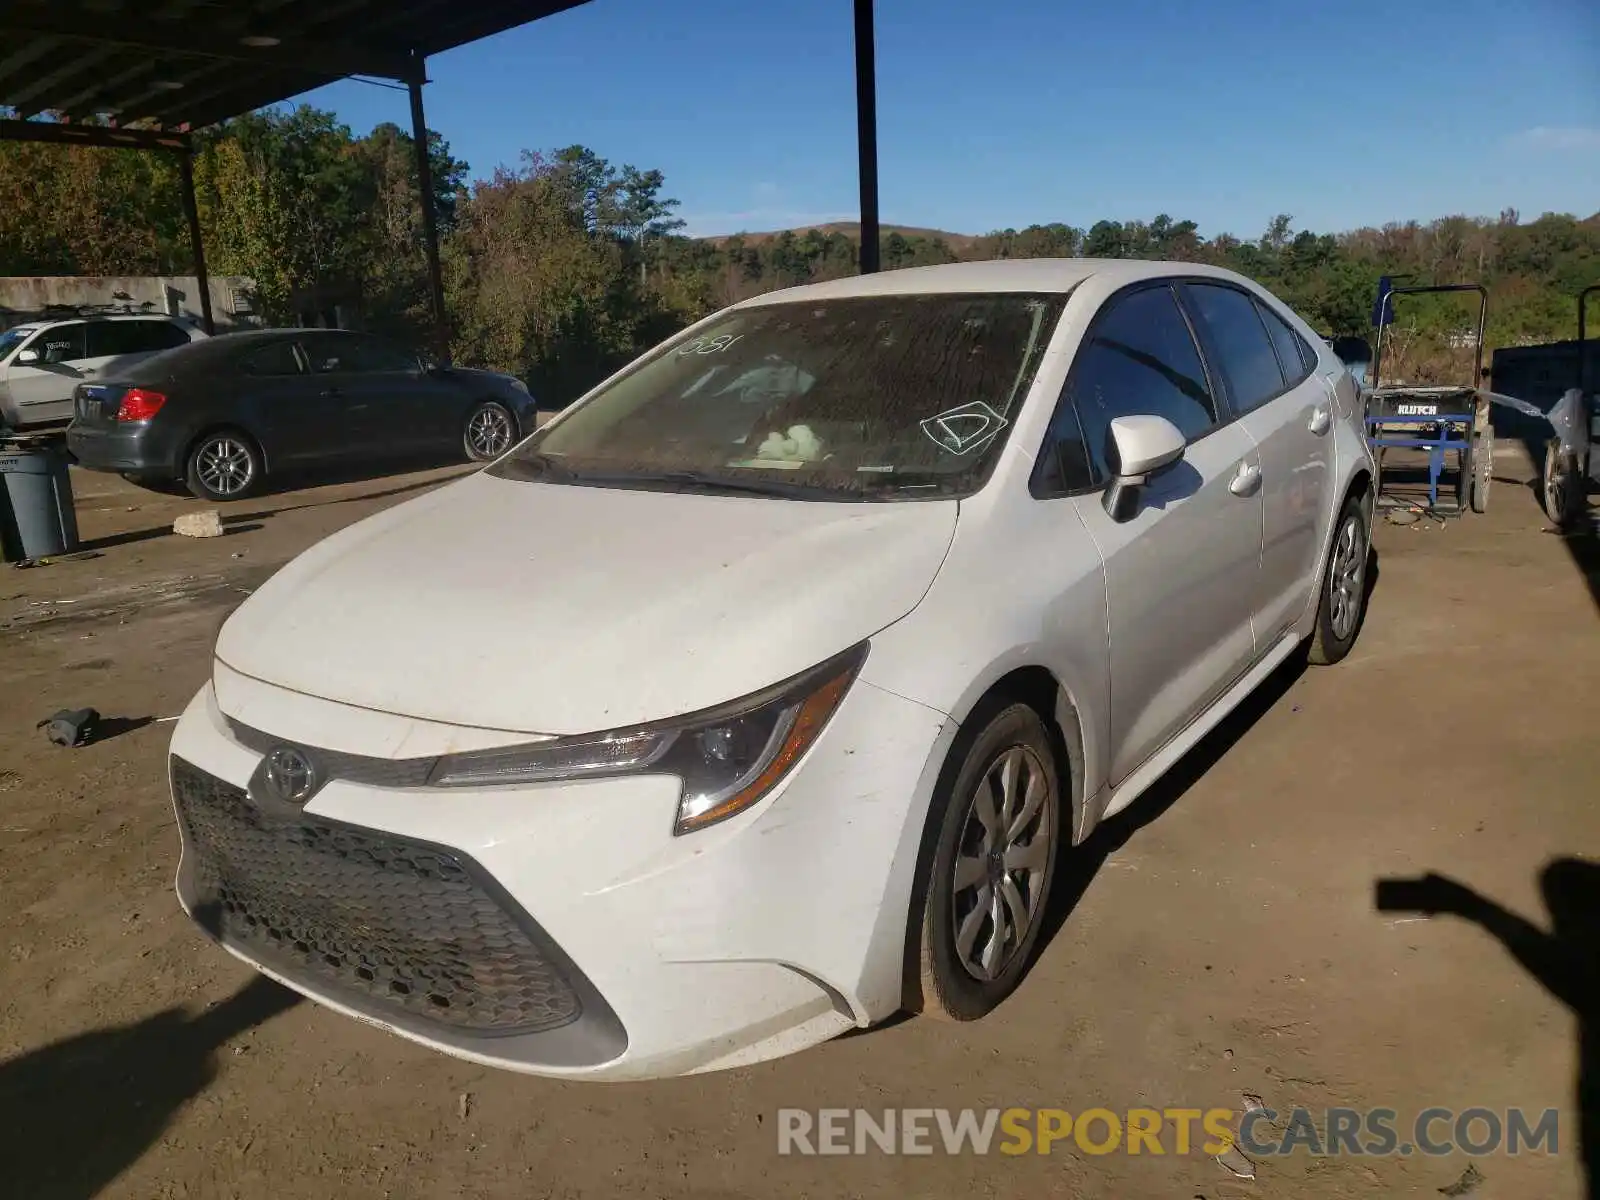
[776,1107,1561,1158]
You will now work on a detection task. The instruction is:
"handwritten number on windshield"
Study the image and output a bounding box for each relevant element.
[677,334,744,357]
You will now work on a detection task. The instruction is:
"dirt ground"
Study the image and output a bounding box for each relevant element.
[1,447,1596,1200]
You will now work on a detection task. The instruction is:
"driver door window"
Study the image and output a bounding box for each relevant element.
[1036,285,1218,494]
[36,324,87,366]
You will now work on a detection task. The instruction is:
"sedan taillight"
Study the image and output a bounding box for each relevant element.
[116,388,167,422]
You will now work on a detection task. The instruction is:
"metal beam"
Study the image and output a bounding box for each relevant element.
[0,117,190,153]
[3,44,117,118]
[53,60,155,119]
[408,62,449,358]
[177,151,216,335]
[853,0,880,274]
[0,8,421,84]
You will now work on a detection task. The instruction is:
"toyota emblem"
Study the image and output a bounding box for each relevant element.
[263,746,318,805]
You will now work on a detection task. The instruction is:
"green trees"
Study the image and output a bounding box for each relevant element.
[1,102,1595,405]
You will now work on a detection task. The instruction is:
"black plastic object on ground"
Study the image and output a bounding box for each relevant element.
[38,707,99,748]
[0,436,79,563]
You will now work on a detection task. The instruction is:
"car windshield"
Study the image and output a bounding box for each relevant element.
[0,327,36,360]
[492,291,1068,500]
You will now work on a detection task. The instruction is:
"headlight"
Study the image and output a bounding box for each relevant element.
[427,643,867,835]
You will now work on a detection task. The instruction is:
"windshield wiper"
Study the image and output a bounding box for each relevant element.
[614,469,850,500]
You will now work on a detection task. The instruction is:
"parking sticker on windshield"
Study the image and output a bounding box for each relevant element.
[920,401,1008,456]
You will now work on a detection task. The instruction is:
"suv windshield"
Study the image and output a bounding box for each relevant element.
[493,291,1068,500]
[0,327,36,360]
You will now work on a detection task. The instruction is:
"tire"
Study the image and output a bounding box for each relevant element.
[184,430,263,502]
[1543,440,1576,527]
[463,400,517,462]
[1469,430,1492,514]
[906,701,1062,1022]
[1309,493,1371,666]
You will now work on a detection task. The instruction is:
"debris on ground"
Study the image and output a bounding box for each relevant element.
[174,510,224,538]
[1438,1163,1485,1196]
[1215,1145,1256,1180]
[36,707,98,748]
[458,1092,472,1120]
[1241,1093,1267,1113]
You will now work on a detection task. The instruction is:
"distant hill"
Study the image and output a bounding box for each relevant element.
[702,222,982,252]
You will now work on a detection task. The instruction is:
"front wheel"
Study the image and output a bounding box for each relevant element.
[1309,494,1371,666]
[463,401,517,462]
[907,702,1062,1022]
[184,431,262,502]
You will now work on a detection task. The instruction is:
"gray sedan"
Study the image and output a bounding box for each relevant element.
[67,328,538,501]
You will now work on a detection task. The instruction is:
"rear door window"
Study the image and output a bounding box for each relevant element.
[87,320,190,358]
[1183,283,1286,413]
[1255,302,1315,387]
[302,334,356,375]
[240,341,305,377]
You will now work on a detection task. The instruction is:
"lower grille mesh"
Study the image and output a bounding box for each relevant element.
[172,756,582,1035]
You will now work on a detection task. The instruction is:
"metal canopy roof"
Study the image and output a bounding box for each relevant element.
[0,0,593,132]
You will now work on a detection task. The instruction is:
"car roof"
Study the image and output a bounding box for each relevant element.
[731,258,1262,307]
[28,312,197,325]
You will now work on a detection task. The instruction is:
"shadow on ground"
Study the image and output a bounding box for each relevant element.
[0,970,300,1200]
[1376,861,1600,1200]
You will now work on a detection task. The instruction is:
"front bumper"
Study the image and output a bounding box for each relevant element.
[169,672,952,1080]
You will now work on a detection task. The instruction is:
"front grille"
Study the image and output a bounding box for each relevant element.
[224,718,438,789]
[172,756,582,1035]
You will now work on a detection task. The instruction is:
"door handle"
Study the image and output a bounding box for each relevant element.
[320,387,341,397]
[1309,406,1332,436]
[1229,461,1262,497]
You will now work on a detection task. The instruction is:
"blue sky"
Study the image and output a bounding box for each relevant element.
[297,0,1600,240]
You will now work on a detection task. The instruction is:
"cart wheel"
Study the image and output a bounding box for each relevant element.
[1543,439,1576,527]
[1470,429,1492,513]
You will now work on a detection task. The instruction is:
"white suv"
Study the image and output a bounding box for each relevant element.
[0,314,208,430]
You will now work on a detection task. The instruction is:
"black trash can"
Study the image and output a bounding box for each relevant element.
[0,437,80,562]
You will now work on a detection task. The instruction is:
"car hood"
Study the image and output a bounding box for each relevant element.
[215,472,957,735]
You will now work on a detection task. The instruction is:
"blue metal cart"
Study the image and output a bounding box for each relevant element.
[1366,283,1492,516]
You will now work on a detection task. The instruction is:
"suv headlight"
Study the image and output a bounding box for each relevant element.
[427,643,867,835]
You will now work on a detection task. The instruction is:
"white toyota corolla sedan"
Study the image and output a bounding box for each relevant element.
[170,259,1374,1081]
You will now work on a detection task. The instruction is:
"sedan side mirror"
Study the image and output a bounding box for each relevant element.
[15,348,40,365]
[1103,414,1186,522]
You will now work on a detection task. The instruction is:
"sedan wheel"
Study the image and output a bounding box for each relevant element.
[464,401,516,462]
[951,745,1055,982]
[1309,493,1370,665]
[185,432,262,502]
[909,701,1062,1021]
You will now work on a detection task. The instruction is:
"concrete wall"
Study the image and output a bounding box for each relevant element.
[0,275,262,331]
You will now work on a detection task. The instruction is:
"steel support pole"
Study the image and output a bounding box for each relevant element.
[853,0,880,274]
[408,60,448,357]
[177,150,215,334]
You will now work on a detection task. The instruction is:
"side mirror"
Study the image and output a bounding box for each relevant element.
[16,348,40,365]
[1103,414,1186,522]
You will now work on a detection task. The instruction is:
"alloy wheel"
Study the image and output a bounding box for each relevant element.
[950,745,1056,981]
[467,406,513,459]
[196,437,255,497]
[1328,514,1367,642]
